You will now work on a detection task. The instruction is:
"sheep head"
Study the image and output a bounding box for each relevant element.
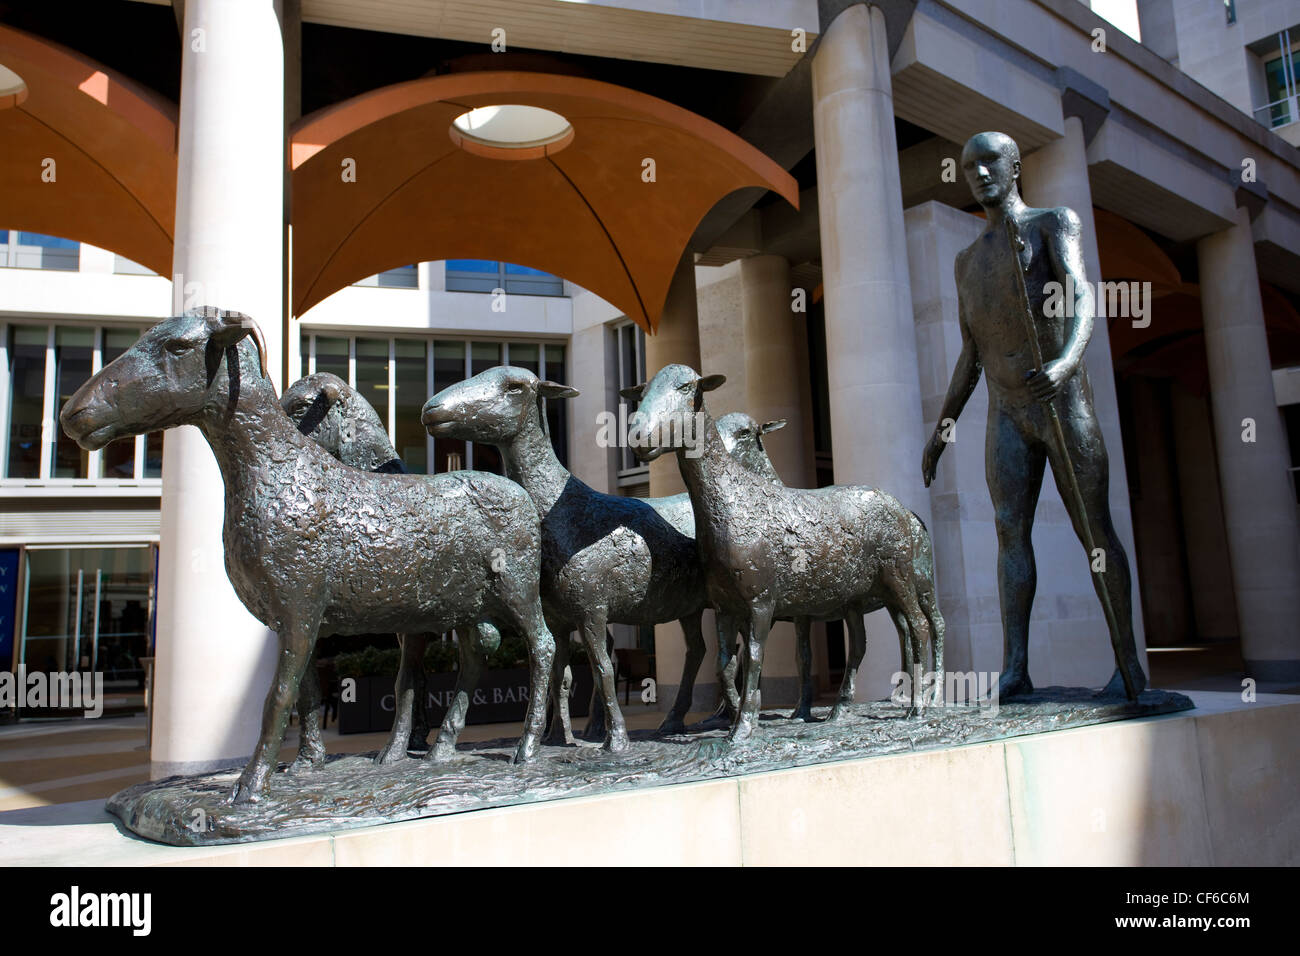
[422,365,577,445]
[624,364,724,461]
[60,307,267,451]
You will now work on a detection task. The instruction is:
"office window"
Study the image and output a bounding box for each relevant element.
[445,260,564,296]
[1225,0,1236,26]
[2,323,160,482]
[300,333,568,475]
[1260,30,1299,128]
[353,265,418,289]
[1,231,79,271]
[614,322,647,485]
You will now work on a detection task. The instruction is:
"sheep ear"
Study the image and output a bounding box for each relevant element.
[698,374,726,393]
[761,419,787,434]
[539,381,579,400]
[620,383,646,402]
[205,309,268,380]
[320,380,343,404]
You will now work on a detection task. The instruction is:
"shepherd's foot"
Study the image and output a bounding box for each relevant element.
[996,670,1033,699]
[1097,666,1146,699]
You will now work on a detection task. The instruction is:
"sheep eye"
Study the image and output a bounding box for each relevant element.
[677,383,693,393]
[165,340,194,355]
[507,383,524,393]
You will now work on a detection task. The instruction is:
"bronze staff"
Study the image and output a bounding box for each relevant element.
[1004,216,1136,700]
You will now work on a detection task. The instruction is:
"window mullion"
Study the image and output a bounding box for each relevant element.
[88,327,103,480]
[387,338,397,447]
[308,334,316,375]
[348,336,356,388]
[464,340,473,470]
[0,322,10,479]
[39,325,55,480]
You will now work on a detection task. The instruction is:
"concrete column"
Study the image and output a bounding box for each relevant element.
[643,252,702,498]
[1169,384,1240,641]
[644,251,710,713]
[738,253,815,704]
[1196,207,1300,680]
[812,3,933,699]
[1020,113,1149,666]
[153,0,287,775]
[740,254,814,488]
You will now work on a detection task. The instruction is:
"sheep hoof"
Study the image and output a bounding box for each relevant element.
[289,753,324,774]
[229,775,264,806]
[426,742,456,764]
[657,717,687,735]
[374,745,408,765]
[605,732,630,754]
[788,706,814,722]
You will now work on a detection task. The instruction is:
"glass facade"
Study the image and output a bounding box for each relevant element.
[301,332,568,474]
[445,260,564,296]
[3,323,161,482]
[19,545,154,692]
[1,231,80,271]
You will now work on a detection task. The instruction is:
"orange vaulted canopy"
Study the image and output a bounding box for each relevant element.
[290,71,798,330]
[0,26,176,275]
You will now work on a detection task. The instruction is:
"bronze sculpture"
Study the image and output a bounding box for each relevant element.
[625,365,942,742]
[421,366,722,745]
[281,372,441,763]
[59,308,556,802]
[715,412,945,714]
[921,131,1145,701]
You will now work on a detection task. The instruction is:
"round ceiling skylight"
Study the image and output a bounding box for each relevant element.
[0,64,28,109]
[450,104,573,158]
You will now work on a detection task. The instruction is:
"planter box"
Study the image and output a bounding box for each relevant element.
[338,664,595,735]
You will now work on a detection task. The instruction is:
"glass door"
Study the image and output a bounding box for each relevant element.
[19,545,154,714]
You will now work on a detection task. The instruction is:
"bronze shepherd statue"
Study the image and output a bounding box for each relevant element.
[921,130,1145,700]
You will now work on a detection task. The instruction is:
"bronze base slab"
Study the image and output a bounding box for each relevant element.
[108,686,1193,846]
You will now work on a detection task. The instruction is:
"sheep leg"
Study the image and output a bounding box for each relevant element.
[581,630,614,743]
[291,653,326,772]
[544,624,575,746]
[409,635,431,751]
[428,625,487,763]
[829,613,867,723]
[902,594,932,717]
[729,605,772,743]
[789,617,815,721]
[890,607,919,717]
[921,587,946,705]
[659,613,704,734]
[582,611,629,752]
[512,604,556,765]
[703,615,741,727]
[232,615,318,805]
[377,631,427,764]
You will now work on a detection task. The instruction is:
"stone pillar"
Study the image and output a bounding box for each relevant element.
[812,3,933,698]
[1169,384,1240,641]
[1020,113,1149,669]
[152,0,287,775]
[740,254,814,488]
[738,253,815,704]
[1196,207,1300,680]
[644,251,710,714]
[643,251,702,498]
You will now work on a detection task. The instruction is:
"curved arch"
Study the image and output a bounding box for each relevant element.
[0,25,176,274]
[290,71,799,329]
